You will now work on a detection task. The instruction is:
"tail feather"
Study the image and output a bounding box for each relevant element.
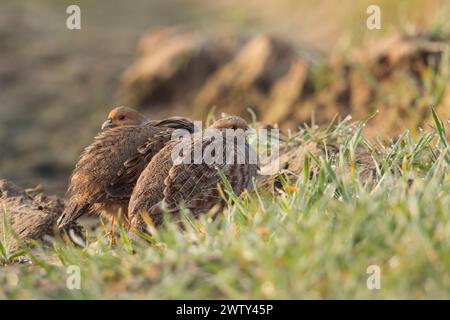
[57,201,90,229]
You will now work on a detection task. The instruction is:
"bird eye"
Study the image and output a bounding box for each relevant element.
[118,115,126,120]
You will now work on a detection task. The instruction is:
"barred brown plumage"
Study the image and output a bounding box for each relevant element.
[0,179,85,250]
[57,107,194,229]
[129,115,257,232]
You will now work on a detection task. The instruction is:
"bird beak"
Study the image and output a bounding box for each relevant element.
[101,119,113,130]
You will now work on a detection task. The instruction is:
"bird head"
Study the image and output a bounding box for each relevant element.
[101,106,146,130]
[210,115,250,130]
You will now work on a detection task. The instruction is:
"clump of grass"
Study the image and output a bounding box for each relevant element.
[0,110,449,299]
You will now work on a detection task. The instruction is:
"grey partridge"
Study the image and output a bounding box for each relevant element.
[57,107,194,229]
[0,179,84,251]
[129,115,258,231]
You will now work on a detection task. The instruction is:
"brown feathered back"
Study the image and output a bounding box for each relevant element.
[129,116,257,231]
[128,140,179,227]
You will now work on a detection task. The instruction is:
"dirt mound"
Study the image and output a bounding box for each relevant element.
[0,179,84,250]
[117,27,245,118]
[118,28,449,137]
[193,34,309,120]
[316,31,450,138]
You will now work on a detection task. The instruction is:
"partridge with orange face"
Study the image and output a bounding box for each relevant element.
[129,115,258,231]
[101,106,147,130]
[57,107,194,229]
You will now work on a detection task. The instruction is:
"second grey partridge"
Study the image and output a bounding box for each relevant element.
[129,115,258,231]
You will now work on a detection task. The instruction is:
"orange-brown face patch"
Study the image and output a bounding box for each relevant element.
[103,106,146,129]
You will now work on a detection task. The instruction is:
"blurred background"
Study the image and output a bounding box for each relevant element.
[0,0,449,195]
